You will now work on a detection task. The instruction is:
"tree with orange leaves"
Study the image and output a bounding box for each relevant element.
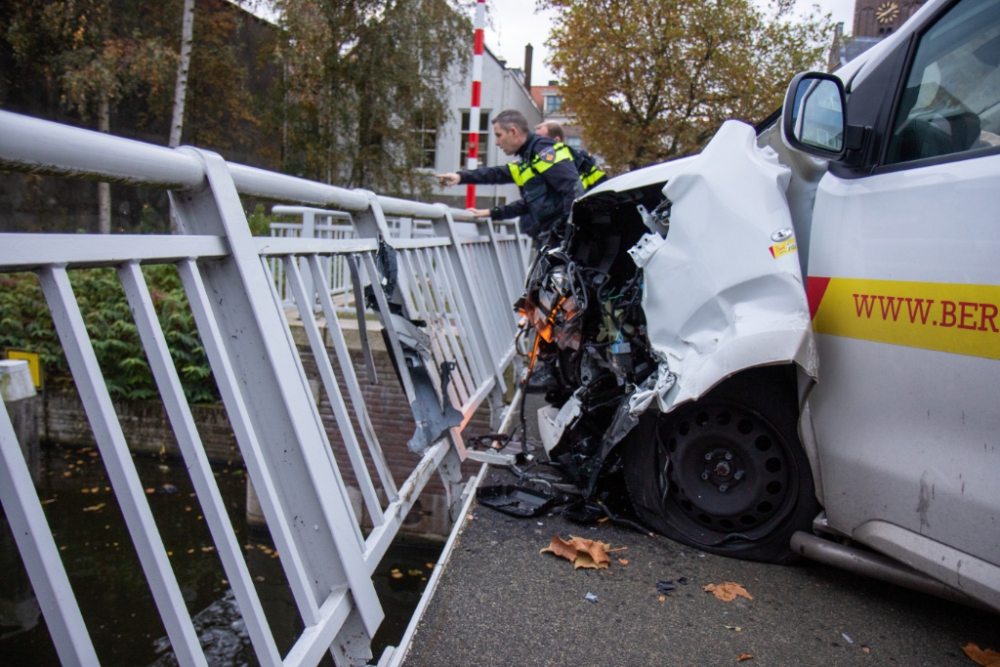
[543,0,832,173]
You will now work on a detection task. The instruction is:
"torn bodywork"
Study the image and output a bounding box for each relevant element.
[514,120,817,499]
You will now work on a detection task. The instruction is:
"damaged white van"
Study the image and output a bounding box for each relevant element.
[522,0,1000,611]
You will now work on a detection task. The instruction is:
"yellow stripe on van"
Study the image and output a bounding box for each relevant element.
[811,277,1000,361]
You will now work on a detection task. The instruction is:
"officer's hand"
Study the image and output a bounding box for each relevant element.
[467,208,491,218]
[436,173,461,187]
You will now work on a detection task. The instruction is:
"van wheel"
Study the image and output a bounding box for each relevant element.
[622,366,819,564]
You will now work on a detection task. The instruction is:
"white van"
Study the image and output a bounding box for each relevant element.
[529,0,999,612]
[773,0,1000,610]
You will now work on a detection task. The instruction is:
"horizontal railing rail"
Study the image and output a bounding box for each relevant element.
[0,109,528,667]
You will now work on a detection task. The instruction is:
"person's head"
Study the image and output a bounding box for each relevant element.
[534,121,565,142]
[492,109,530,155]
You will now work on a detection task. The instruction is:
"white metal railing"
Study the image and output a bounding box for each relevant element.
[268,206,528,315]
[0,109,528,667]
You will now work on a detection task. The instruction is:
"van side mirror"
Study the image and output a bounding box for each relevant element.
[782,72,847,160]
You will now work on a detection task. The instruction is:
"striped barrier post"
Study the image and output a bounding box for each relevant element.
[465,0,486,209]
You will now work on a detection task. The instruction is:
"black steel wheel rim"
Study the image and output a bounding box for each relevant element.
[655,400,799,543]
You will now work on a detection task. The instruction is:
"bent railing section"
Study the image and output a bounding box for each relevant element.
[0,109,526,667]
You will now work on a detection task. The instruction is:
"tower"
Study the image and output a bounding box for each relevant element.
[853,1,927,39]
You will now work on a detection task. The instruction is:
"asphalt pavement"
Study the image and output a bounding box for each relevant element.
[401,466,999,667]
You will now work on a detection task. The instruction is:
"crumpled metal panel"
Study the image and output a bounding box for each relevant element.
[631,120,817,412]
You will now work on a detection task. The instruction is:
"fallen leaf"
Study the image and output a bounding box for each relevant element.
[704,582,753,602]
[221,579,228,585]
[407,569,423,576]
[466,513,475,521]
[81,488,90,494]
[618,558,629,565]
[82,503,106,512]
[187,549,195,554]
[254,576,265,582]
[391,572,403,579]
[607,546,628,553]
[963,643,1000,666]
[145,488,155,494]
[862,647,870,654]
[540,536,611,569]
[90,488,99,493]
[597,517,610,523]
[737,654,754,662]
[426,563,435,569]
[201,546,214,552]
[658,596,666,602]
[41,499,57,505]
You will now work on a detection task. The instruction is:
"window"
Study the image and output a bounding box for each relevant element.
[460,110,490,168]
[544,95,562,113]
[414,124,437,169]
[565,136,582,150]
[885,0,1000,165]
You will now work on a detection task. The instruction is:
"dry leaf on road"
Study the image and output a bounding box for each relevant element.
[737,653,754,662]
[540,536,611,569]
[704,582,754,601]
[963,643,1000,666]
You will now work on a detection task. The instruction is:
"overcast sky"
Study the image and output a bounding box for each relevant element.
[484,0,858,85]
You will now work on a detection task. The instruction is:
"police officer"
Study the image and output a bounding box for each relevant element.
[436,109,581,244]
[535,120,607,191]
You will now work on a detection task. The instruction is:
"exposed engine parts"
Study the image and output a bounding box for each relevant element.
[507,183,673,499]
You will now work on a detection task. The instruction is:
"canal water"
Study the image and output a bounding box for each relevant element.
[0,443,441,666]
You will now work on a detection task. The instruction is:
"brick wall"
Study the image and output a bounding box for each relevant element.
[39,338,495,536]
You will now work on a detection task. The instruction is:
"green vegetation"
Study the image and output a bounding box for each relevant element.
[0,266,218,403]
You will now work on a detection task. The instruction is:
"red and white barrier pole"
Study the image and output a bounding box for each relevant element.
[466,0,486,209]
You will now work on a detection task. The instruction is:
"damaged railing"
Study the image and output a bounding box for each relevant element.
[0,109,524,667]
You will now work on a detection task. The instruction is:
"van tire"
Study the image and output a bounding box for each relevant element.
[622,365,820,564]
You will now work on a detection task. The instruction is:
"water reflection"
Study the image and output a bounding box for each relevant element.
[0,443,441,666]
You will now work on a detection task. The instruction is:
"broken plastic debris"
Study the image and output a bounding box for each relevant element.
[677,576,688,585]
[724,625,742,632]
[655,581,676,594]
[842,633,853,644]
[962,643,1000,666]
[585,592,598,603]
[704,582,753,602]
[540,536,611,570]
[737,654,754,662]
[477,485,559,518]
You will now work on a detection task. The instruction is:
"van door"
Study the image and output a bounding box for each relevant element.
[807,0,1000,567]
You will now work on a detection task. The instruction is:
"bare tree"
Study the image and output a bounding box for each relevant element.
[169,0,196,233]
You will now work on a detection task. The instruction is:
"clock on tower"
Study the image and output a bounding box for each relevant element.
[853,0,925,38]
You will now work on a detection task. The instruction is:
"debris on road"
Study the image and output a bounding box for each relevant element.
[842,633,853,644]
[963,643,1000,666]
[585,592,598,603]
[704,582,753,601]
[737,653,754,662]
[540,535,611,569]
[477,485,561,518]
[618,558,628,565]
[724,625,742,632]
[656,581,676,594]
